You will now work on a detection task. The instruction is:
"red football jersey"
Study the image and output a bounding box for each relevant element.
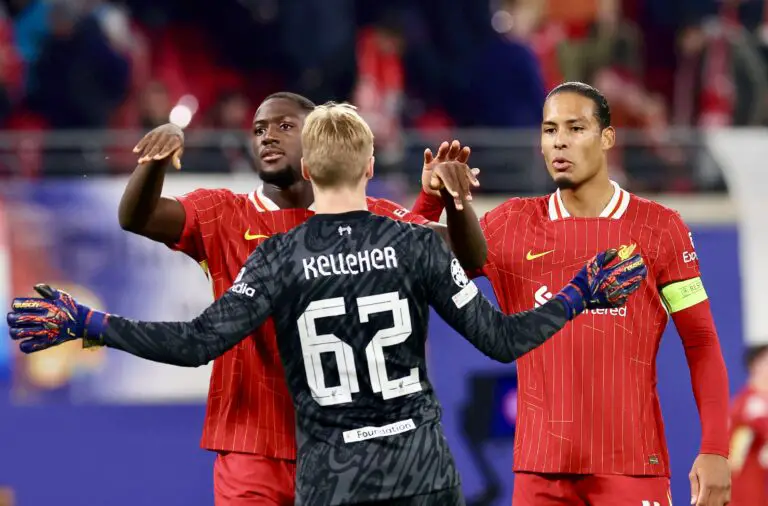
[729,387,768,506]
[171,185,429,458]
[476,182,703,476]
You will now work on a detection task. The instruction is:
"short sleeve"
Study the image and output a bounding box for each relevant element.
[367,197,430,225]
[656,211,701,286]
[168,188,235,262]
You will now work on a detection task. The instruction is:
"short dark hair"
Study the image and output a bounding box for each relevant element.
[546,82,611,130]
[746,344,768,369]
[262,92,316,113]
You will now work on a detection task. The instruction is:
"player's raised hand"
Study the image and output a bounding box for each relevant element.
[430,163,480,211]
[689,454,731,506]
[422,140,477,201]
[133,123,185,169]
[555,248,648,319]
[7,284,107,353]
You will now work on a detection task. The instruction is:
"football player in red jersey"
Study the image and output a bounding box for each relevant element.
[120,92,485,506]
[729,344,768,506]
[412,82,731,506]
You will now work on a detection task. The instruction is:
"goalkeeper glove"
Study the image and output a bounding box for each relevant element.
[7,284,107,353]
[554,248,647,320]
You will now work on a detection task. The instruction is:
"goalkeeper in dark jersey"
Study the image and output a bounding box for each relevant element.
[8,103,647,506]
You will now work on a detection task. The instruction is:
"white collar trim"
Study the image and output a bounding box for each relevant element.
[548,181,630,220]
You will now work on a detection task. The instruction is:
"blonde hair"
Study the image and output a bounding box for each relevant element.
[301,102,374,188]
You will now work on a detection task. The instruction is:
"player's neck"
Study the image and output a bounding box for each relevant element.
[313,187,368,215]
[261,180,315,210]
[558,175,615,218]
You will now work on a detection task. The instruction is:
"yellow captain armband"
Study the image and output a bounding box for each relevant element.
[660,277,708,313]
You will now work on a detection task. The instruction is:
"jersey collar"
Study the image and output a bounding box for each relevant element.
[547,180,630,221]
[249,185,316,212]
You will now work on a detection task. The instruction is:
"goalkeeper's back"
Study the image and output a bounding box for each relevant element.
[267,210,458,504]
[259,208,569,505]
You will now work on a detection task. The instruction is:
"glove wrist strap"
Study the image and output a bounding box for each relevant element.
[555,284,586,320]
[81,310,108,348]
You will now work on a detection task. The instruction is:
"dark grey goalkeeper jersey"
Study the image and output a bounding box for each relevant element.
[101,210,569,505]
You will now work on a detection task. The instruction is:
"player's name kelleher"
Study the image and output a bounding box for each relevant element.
[303,247,398,280]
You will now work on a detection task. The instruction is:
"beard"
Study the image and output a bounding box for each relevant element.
[258,163,301,188]
[553,174,577,190]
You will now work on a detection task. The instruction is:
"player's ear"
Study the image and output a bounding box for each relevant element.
[601,126,616,151]
[301,158,311,181]
[366,156,375,180]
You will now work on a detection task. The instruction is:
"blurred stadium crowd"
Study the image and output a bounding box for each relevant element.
[0,3,766,506]
[0,0,764,190]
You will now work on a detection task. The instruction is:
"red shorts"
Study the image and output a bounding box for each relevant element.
[213,452,296,506]
[512,472,672,506]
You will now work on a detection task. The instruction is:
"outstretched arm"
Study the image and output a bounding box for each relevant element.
[102,294,266,367]
[421,228,568,363]
[106,248,276,365]
[9,249,278,367]
[421,229,646,363]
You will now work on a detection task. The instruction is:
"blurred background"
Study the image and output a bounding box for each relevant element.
[0,0,765,505]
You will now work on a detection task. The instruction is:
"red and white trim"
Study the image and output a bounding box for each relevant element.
[248,185,315,212]
[547,181,630,221]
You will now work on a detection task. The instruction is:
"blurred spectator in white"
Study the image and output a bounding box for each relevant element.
[673,3,768,127]
[108,3,152,130]
[467,0,546,128]
[92,0,133,53]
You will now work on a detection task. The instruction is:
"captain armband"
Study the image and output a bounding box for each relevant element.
[660,277,708,313]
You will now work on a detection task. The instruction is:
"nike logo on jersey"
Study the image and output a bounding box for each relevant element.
[244,229,270,241]
[526,249,554,261]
